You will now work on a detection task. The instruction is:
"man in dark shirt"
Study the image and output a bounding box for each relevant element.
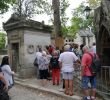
[0,68,8,90]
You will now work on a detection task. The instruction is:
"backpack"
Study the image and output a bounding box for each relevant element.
[50,57,59,69]
[88,53,101,75]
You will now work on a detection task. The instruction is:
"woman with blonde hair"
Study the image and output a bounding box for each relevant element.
[38,51,50,86]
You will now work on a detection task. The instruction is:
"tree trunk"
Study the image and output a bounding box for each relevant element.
[52,0,64,50]
[52,0,61,37]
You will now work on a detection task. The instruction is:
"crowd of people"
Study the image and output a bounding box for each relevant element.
[34,43,97,100]
[0,42,97,100]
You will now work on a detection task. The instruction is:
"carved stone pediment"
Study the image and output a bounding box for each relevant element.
[3,14,52,33]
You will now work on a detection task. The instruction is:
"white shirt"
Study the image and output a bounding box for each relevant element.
[1,65,14,86]
[58,51,78,72]
[36,52,42,59]
[46,54,52,62]
[38,56,49,70]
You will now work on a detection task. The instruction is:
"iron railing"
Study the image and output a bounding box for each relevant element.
[73,64,82,95]
[74,65,110,99]
[97,66,110,99]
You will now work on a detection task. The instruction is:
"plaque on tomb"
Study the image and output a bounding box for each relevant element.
[27,45,34,54]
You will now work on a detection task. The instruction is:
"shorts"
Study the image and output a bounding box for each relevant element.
[39,69,48,79]
[82,76,96,89]
[62,72,73,80]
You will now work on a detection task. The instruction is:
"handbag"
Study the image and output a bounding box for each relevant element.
[33,57,38,66]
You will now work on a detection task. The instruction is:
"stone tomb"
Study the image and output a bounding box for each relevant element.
[94,0,110,97]
[3,16,52,78]
[94,0,110,66]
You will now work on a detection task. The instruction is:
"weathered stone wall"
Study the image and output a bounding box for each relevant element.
[24,30,50,61]
[94,1,110,99]
[94,0,110,36]
[94,0,110,54]
[19,30,51,78]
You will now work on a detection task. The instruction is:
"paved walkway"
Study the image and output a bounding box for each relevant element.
[9,85,66,100]
[14,77,103,100]
[15,78,82,100]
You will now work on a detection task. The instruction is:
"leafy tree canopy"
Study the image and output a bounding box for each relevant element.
[13,0,69,35]
[0,0,16,14]
[13,0,52,19]
[67,3,86,38]
[87,0,101,8]
[68,0,101,38]
[0,32,6,49]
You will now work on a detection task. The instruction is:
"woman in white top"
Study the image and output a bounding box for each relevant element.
[38,51,49,86]
[0,56,14,89]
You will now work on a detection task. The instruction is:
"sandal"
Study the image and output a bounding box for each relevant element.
[64,90,69,95]
[69,91,74,96]
[69,93,74,96]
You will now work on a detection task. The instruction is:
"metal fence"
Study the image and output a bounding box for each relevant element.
[73,65,110,99]
[73,64,82,95]
[97,66,110,99]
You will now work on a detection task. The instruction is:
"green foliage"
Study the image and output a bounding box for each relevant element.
[31,0,52,15]
[12,0,51,19]
[13,0,69,34]
[68,3,85,38]
[45,0,69,29]
[60,0,69,27]
[87,0,101,8]
[68,0,98,38]
[0,0,16,14]
[61,26,69,36]
[0,32,6,49]
[59,0,69,36]
[68,17,83,38]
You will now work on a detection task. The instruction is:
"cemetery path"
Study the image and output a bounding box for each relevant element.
[11,78,103,100]
[9,85,66,100]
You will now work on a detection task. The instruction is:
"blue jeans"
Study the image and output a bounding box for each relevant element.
[82,76,96,89]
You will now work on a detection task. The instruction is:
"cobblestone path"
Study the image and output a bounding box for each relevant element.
[9,85,66,100]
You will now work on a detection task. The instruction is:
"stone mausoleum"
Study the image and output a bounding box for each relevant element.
[94,0,110,65]
[3,15,52,78]
[94,0,110,98]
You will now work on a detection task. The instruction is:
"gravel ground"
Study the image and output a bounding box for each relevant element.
[9,85,66,100]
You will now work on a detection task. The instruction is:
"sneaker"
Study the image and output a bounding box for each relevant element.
[58,88,65,92]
